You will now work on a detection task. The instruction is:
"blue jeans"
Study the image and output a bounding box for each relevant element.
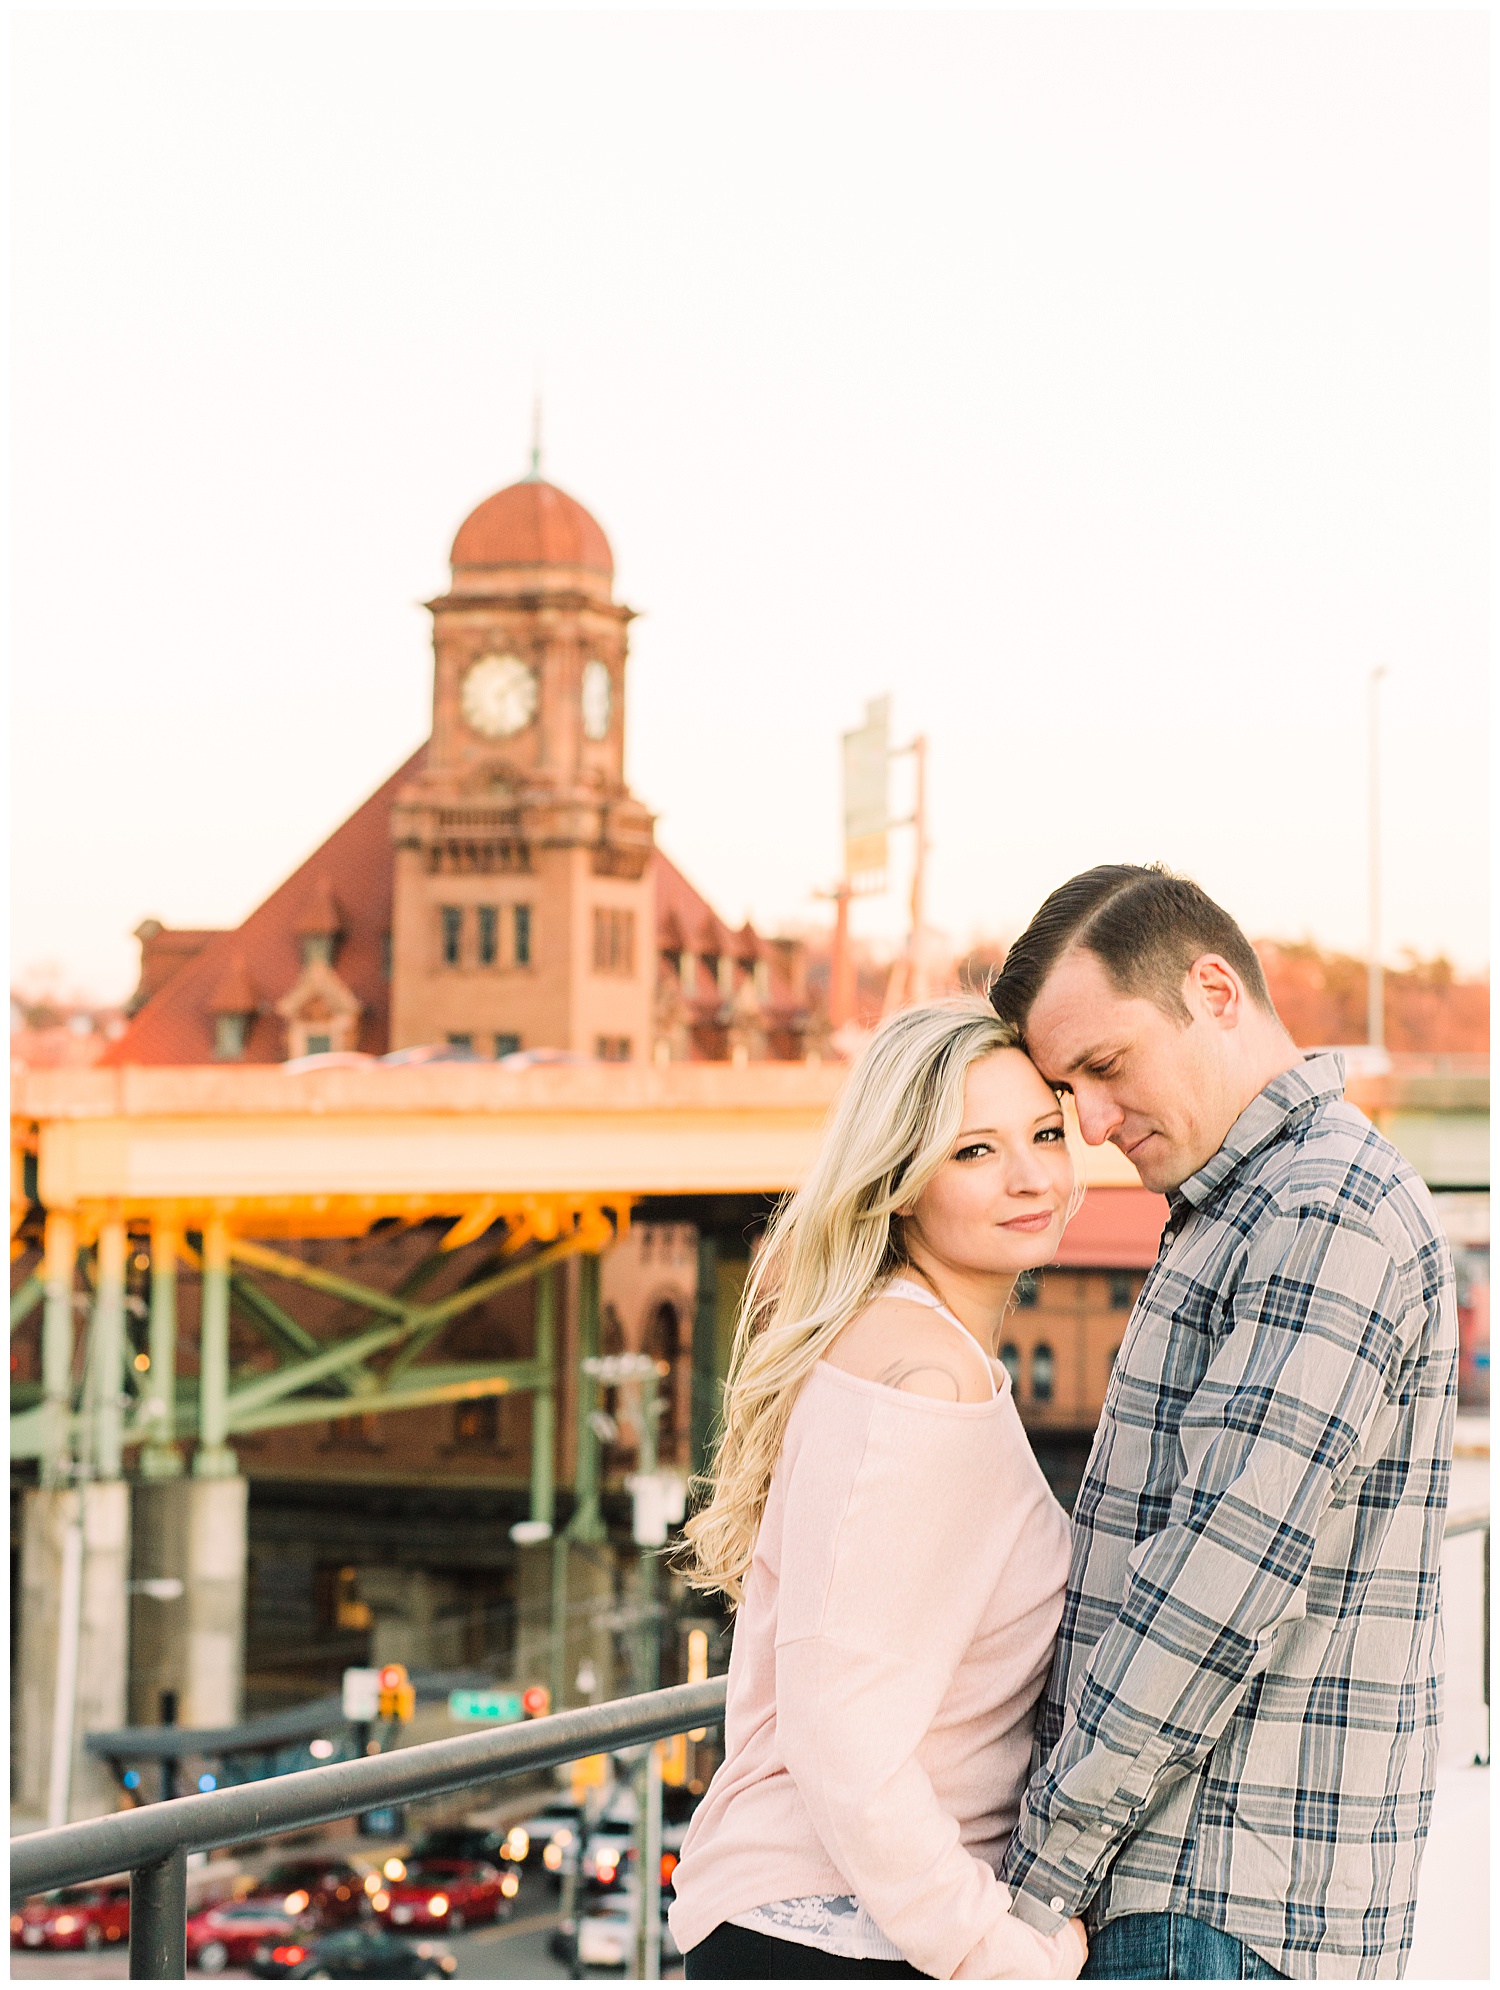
[1083,1914,1286,1981]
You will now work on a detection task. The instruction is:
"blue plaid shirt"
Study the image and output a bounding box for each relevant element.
[1003,1054,1457,1979]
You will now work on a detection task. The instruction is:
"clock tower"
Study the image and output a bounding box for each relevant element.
[388,469,656,1060]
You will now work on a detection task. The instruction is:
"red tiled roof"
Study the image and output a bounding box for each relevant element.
[102,750,427,1066]
[103,764,778,1064]
[1052,1187,1169,1269]
[206,953,257,1016]
[296,876,345,937]
[451,478,613,576]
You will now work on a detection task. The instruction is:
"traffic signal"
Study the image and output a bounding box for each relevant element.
[687,1627,709,1742]
[377,1663,415,1723]
[659,1732,688,1786]
[521,1684,551,1718]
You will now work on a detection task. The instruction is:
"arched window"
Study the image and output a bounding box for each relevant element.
[1031,1343,1055,1404]
[998,1343,1021,1390]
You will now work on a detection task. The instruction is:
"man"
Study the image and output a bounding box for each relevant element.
[992,864,1456,1981]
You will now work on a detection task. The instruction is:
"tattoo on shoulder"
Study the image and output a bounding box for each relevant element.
[876,1358,964,1401]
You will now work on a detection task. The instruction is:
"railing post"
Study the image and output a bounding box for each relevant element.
[129,1847,187,1979]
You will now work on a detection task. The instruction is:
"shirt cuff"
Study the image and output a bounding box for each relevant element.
[1010,1887,1070,1937]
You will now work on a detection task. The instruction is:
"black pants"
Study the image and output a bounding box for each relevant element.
[685,1921,932,1979]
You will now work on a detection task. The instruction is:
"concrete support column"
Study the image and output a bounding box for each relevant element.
[90,1216,127,1483]
[140,1213,183,1481]
[129,1476,248,1729]
[516,1540,615,1709]
[571,1252,604,1543]
[195,1216,236,1479]
[690,1233,719,1482]
[15,1483,130,1824]
[40,1210,77,1489]
[530,1267,556,1529]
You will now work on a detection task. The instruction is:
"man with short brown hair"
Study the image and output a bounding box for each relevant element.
[994,864,1456,1980]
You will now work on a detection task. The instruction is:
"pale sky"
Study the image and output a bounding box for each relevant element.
[11,9,1488,1004]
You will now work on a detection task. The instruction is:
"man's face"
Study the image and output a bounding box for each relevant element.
[1023,947,1231,1192]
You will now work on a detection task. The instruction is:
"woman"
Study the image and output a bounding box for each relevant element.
[669,998,1089,1981]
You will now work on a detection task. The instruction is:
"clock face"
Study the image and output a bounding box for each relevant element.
[581,659,612,741]
[461,654,538,739]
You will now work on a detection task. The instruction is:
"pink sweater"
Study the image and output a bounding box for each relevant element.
[668,1358,1083,1980]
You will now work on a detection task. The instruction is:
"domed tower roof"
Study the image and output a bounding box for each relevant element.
[450,475,613,578]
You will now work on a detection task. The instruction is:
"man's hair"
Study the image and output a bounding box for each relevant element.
[989,863,1276,1032]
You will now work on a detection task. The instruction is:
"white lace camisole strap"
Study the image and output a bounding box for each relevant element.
[877,1275,998,1400]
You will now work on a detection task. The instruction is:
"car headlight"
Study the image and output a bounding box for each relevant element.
[542,1844,562,1872]
[52,1917,77,1935]
[372,1892,390,1912]
[504,1828,529,1861]
[442,1960,457,1974]
[364,1873,382,1895]
[383,1859,406,1882]
[283,1890,310,1915]
[500,1872,519,1899]
[427,1894,449,1916]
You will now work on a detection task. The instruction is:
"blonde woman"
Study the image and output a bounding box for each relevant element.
[669,998,1089,1982]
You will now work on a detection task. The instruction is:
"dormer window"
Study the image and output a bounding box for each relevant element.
[296,878,345,975]
[214,1013,249,1060]
[207,952,258,1061]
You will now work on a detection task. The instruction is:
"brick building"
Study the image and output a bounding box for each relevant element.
[106,469,821,1074]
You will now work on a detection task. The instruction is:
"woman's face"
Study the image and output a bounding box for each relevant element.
[904,1048,1075,1275]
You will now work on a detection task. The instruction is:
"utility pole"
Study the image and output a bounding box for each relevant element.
[1368,666,1388,1049]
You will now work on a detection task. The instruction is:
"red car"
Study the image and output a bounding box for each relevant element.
[241,1857,372,1926]
[187,1900,302,1974]
[11,1883,130,1952]
[376,1857,518,1934]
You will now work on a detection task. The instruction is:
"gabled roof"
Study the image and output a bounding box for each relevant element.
[102,750,427,1066]
[104,759,808,1066]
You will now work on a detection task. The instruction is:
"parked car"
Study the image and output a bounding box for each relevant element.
[241,1857,373,1925]
[379,1044,480,1066]
[375,1857,517,1933]
[407,1823,526,1867]
[250,1925,458,1979]
[580,1798,637,1891]
[188,1900,302,1973]
[553,1878,681,1971]
[515,1796,586,1877]
[11,1883,130,1951]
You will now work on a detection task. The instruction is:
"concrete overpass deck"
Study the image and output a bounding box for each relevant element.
[12,1059,1143,1232]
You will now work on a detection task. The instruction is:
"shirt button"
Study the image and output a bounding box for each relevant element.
[1050,1898,1066,1914]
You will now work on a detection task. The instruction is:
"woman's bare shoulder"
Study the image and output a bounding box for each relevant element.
[824,1297,993,1404]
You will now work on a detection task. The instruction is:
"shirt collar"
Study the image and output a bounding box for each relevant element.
[1171,1050,1347,1212]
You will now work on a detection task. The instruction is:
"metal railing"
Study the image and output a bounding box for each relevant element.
[10,1676,728,1982]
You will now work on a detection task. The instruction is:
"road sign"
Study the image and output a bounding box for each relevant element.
[843,695,890,885]
[448,1688,524,1725]
[342,1667,381,1722]
[568,1752,609,1790]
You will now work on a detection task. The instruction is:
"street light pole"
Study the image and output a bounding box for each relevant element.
[1368,666,1388,1050]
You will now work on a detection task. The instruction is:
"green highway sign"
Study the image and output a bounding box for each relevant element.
[448,1688,525,1726]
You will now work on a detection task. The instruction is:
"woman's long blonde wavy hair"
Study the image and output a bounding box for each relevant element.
[678,995,1023,1605]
